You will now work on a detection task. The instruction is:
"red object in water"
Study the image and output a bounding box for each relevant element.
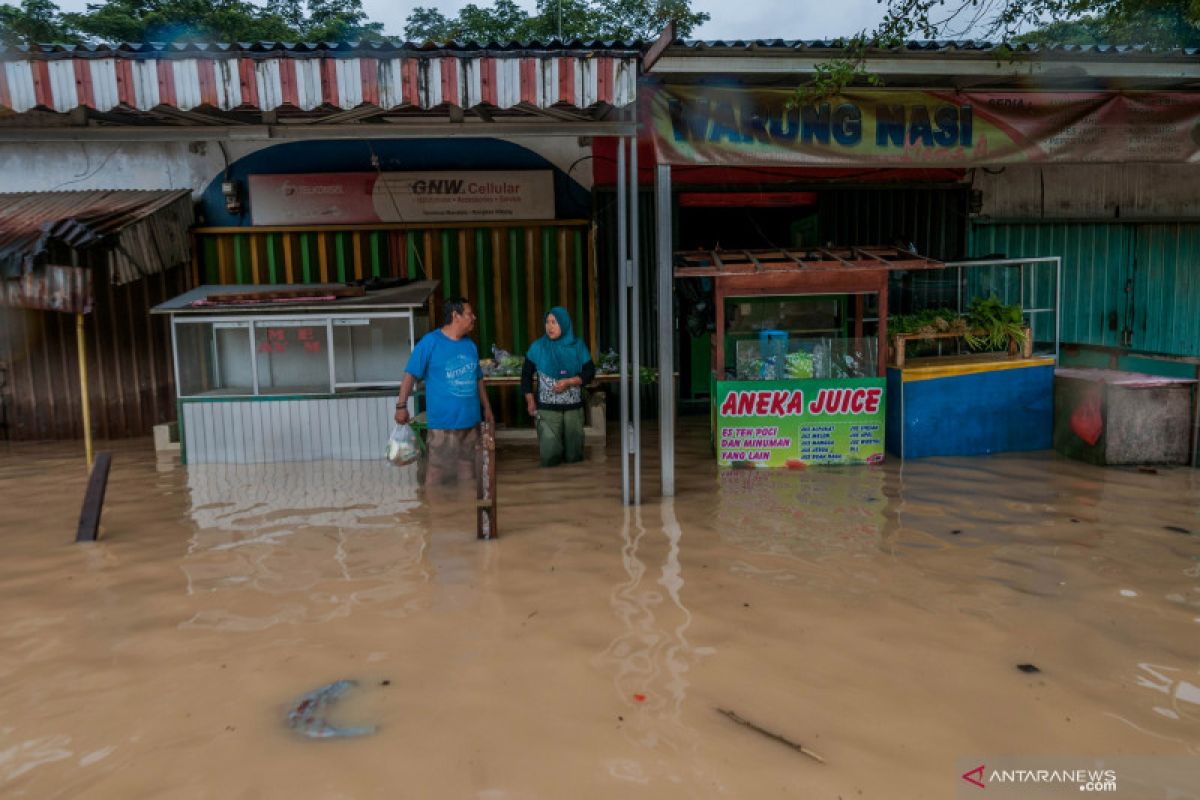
[1070,393,1104,446]
[633,694,646,702]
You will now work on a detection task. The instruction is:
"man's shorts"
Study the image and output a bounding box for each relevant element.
[425,426,479,484]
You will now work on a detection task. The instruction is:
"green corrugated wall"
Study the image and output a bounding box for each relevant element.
[969,222,1200,358]
[1132,225,1200,357]
[969,223,1130,350]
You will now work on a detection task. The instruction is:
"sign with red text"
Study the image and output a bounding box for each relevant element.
[714,378,886,467]
[248,171,555,225]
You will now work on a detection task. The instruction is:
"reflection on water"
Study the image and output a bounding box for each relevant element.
[715,466,887,559]
[595,504,717,789]
[180,460,428,631]
[0,427,1198,798]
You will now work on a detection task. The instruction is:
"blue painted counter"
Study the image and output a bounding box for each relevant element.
[886,355,1056,459]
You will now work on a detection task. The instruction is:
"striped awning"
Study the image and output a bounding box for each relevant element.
[0,43,639,114]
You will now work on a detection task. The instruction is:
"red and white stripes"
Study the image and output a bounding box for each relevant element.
[0,53,638,114]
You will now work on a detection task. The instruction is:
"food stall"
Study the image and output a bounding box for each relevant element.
[674,246,944,467]
[153,281,437,464]
[884,290,1057,459]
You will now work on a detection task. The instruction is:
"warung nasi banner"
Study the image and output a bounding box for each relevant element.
[715,379,886,467]
[652,87,1200,166]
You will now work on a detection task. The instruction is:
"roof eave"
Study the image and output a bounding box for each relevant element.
[648,51,1200,85]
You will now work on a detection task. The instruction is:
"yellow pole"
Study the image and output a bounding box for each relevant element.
[76,313,93,468]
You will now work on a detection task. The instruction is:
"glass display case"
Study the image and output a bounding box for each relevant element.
[155,281,438,465]
[173,313,415,397]
[735,336,878,380]
[725,295,878,380]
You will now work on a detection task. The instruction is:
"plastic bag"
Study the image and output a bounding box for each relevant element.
[385,424,420,466]
[597,348,619,374]
[490,344,525,377]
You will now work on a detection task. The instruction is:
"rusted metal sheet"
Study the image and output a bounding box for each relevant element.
[0,189,193,285]
[0,261,189,440]
[0,263,92,313]
[973,164,1200,220]
[0,44,639,114]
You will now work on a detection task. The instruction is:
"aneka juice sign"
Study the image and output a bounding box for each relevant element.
[652,87,1200,167]
[249,171,554,225]
[715,379,886,467]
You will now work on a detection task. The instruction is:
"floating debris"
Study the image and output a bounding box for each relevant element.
[286,680,376,739]
[1164,526,1192,535]
[717,708,825,764]
[1016,664,1041,674]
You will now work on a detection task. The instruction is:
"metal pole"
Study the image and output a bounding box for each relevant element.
[76,313,93,468]
[1054,256,1062,361]
[630,130,641,505]
[656,163,675,497]
[617,138,630,506]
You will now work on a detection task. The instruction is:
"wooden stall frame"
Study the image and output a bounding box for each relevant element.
[675,246,945,380]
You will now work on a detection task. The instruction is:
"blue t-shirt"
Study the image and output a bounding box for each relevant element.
[405,330,481,430]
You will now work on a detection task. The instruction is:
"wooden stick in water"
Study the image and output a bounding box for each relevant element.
[716,708,826,764]
[476,422,497,540]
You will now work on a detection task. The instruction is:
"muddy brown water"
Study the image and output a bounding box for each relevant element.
[0,421,1198,798]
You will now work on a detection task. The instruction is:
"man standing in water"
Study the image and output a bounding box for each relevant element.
[395,297,494,489]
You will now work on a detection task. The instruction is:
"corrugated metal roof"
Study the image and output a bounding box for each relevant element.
[0,40,642,58]
[0,41,639,115]
[0,189,194,284]
[668,39,1200,57]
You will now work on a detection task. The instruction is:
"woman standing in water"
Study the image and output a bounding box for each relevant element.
[522,307,596,467]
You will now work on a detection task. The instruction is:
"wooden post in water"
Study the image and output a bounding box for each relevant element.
[76,451,112,543]
[476,422,497,539]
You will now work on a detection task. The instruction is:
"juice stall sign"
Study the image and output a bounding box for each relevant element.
[715,379,886,467]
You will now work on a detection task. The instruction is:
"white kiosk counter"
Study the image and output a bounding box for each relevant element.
[153,281,437,464]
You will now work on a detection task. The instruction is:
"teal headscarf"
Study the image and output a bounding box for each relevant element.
[527,307,591,379]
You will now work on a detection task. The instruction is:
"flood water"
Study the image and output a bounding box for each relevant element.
[1,420,1198,799]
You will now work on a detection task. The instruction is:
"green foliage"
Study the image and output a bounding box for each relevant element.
[1014,0,1200,48]
[890,308,966,338]
[0,0,78,45]
[402,6,454,42]
[403,0,709,44]
[801,0,1200,100]
[4,0,704,46]
[892,300,1026,356]
[1,0,384,45]
[964,295,1027,352]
